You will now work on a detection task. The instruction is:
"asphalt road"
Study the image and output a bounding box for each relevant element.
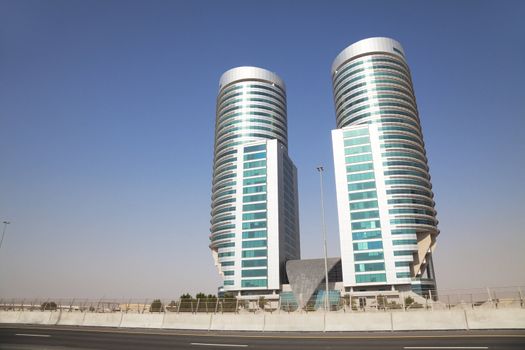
[0,325,524,350]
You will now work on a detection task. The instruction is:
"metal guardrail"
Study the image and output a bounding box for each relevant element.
[1,286,523,313]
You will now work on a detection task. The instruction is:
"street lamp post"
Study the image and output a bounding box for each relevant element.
[0,221,10,251]
[317,166,330,311]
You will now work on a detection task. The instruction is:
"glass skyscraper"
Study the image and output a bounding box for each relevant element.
[210,66,300,295]
[330,38,439,295]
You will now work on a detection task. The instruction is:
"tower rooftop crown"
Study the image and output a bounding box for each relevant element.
[331,37,406,75]
[219,66,285,91]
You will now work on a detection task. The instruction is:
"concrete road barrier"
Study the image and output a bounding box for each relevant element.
[263,312,324,332]
[83,312,123,327]
[210,313,264,331]
[56,312,86,326]
[120,313,163,329]
[466,309,525,329]
[3,309,525,331]
[0,311,21,324]
[16,311,59,325]
[325,311,391,331]
[162,313,212,330]
[393,310,467,331]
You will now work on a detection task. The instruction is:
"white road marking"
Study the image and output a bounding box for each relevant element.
[15,333,51,338]
[403,347,488,349]
[191,343,248,347]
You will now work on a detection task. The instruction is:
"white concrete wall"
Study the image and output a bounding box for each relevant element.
[210,314,264,331]
[466,309,525,329]
[2,309,525,331]
[82,313,122,327]
[120,313,164,328]
[393,310,467,331]
[162,313,212,330]
[263,313,324,332]
[325,312,391,331]
[16,311,59,325]
[56,312,85,326]
[0,311,21,323]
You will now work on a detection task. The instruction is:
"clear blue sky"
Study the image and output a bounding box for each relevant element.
[1,0,524,298]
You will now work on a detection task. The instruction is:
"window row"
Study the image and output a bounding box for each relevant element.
[241,269,267,277]
[242,230,267,239]
[242,239,267,249]
[352,230,382,241]
[348,181,376,192]
[351,220,381,230]
[355,262,385,272]
[354,251,384,261]
[353,240,383,251]
[347,171,375,182]
[355,273,387,283]
[351,210,379,220]
[241,279,267,288]
[349,199,378,211]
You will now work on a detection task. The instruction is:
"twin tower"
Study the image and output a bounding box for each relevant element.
[210,37,439,298]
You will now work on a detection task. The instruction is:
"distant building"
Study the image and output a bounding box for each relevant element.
[330,37,439,296]
[210,67,301,296]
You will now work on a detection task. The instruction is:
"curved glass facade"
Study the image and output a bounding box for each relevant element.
[331,38,438,294]
[210,67,300,292]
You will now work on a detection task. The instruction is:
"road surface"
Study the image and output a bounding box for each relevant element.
[0,325,524,349]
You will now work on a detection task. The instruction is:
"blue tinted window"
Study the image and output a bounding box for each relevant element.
[244,168,266,177]
[351,220,381,230]
[244,152,266,161]
[348,181,376,192]
[396,272,411,278]
[243,194,267,203]
[242,212,266,220]
[241,279,267,288]
[393,250,414,256]
[346,163,374,173]
[355,262,385,272]
[344,136,370,147]
[242,230,266,239]
[243,177,266,186]
[241,269,267,277]
[354,251,384,261]
[243,203,267,211]
[350,210,379,220]
[242,259,267,268]
[244,144,266,153]
[242,249,267,258]
[350,200,378,210]
[352,230,382,240]
[242,221,267,230]
[356,273,386,283]
[353,240,383,251]
[348,172,374,182]
[343,128,369,138]
[242,240,267,248]
[349,191,377,201]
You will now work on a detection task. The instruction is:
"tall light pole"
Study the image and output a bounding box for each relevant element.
[0,221,10,251]
[317,166,330,311]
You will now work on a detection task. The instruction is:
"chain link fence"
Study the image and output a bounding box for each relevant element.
[1,286,523,314]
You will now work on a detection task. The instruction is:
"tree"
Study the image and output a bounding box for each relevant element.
[404,296,414,308]
[377,294,387,309]
[166,300,178,312]
[180,293,192,300]
[196,292,207,300]
[41,301,57,311]
[258,296,267,310]
[223,292,235,299]
[150,299,163,313]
